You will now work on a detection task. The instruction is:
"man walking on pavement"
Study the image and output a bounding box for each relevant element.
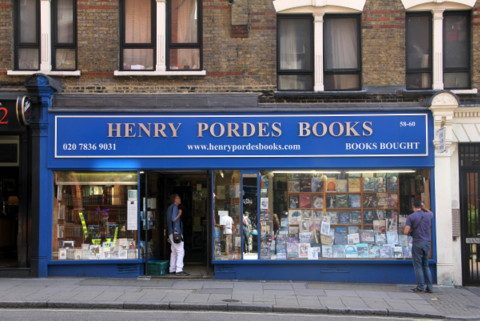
[403,199,434,293]
[167,194,189,276]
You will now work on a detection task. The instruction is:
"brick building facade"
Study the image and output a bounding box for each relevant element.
[0,0,479,286]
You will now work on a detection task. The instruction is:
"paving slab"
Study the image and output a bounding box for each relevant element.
[324,289,360,298]
[341,297,368,310]
[318,296,346,310]
[184,293,211,303]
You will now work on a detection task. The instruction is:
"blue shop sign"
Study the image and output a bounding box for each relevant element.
[54,113,429,159]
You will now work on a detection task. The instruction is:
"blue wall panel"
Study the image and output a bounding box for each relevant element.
[214,262,437,284]
[48,262,144,278]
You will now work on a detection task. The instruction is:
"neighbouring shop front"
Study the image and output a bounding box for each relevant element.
[44,110,435,283]
[0,95,32,277]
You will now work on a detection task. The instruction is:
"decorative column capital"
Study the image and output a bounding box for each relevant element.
[314,12,325,23]
[432,8,445,19]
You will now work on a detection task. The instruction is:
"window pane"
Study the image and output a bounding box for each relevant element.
[125,0,151,44]
[406,73,432,89]
[406,15,431,70]
[444,72,469,89]
[19,0,37,43]
[259,169,431,260]
[56,0,75,44]
[278,75,313,91]
[55,48,76,70]
[325,74,360,91]
[278,18,312,71]
[169,48,200,70]
[324,17,359,70]
[444,14,469,69]
[214,171,241,260]
[171,0,198,43]
[52,172,139,261]
[18,48,39,70]
[123,49,154,70]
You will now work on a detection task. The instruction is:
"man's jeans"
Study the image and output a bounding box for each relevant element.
[412,241,433,291]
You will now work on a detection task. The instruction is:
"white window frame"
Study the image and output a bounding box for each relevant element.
[273,0,366,92]
[402,0,477,94]
[114,0,206,77]
[7,0,80,76]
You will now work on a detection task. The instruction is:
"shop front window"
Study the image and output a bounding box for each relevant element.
[52,172,139,260]
[213,169,431,261]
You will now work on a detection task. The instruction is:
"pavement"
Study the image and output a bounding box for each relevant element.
[0,277,479,320]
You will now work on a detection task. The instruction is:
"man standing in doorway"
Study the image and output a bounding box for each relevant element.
[167,194,189,276]
[403,200,434,293]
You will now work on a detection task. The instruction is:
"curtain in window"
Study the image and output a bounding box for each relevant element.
[18,0,38,69]
[277,18,312,90]
[171,0,197,43]
[170,0,199,70]
[57,0,74,43]
[20,0,36,43]
[278,18,312,70]
[324,17,359,90]
[55,0,75,70]
[124,0,153,70]
[444,13,469,89]
[406,14,431,89]
[324,18,358,70]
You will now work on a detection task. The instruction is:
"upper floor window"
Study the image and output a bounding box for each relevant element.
[324,15,361,91]
[406,13,432,89]
[402,0,474,91]
[277,14,361,91]
[406,11,470,90]
[277,15,313,91]
[120,0,155,71]
[52,0,77,71]
[443,11,470,89]
[15,0,40,70]
[168,0,201,70]
[119,0,203,73]
[10,0,78,75]
[273,0,365,92]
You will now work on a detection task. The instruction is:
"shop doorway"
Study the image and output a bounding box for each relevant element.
[0,135,29,275]
[142,171,211,277]
[460,144,480,285]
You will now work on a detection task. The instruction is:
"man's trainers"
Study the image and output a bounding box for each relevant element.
[425,288,433,293]
[176,271,190,276]
[411,287,424,293]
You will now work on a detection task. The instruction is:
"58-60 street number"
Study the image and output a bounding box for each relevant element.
[62,143,116,151]
[400,121,416,127]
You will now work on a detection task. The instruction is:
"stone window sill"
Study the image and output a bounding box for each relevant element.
[450,88,478,95]
[7,70,81,76]
[114,70,207,77]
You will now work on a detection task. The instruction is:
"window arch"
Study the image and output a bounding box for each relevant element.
[402,0,475,11]
[273,0,366,13]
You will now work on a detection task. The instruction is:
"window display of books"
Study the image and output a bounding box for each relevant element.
[57,238,138,260]
[280,171,413,260]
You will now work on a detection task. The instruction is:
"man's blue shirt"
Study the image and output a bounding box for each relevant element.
[406,210,433,243]
[167,203,182,235]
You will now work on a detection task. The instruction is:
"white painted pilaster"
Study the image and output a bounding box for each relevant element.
[40,0,52,72]
[156,0,167,72]
[432,9,444,90]
[430,92,459,285]
[313,13,324,92]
